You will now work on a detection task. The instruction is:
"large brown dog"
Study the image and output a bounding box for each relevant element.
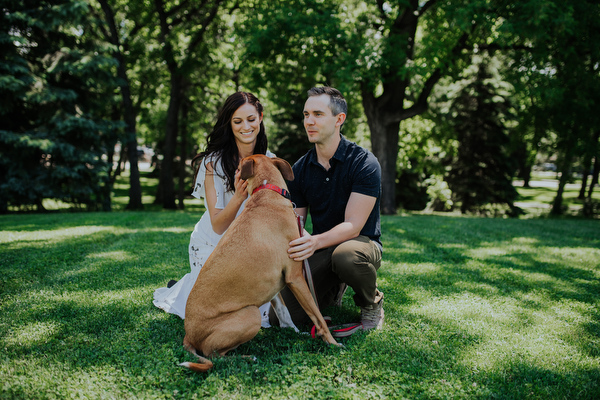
[181,155,339,372]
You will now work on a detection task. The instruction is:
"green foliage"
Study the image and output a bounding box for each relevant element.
[1,0,599,215]
[1,208,599,398]
[0,0,123,212]
[424,175,454,212]
[239,0,362,164]
[431,59,519,215]
[491,0,600,214]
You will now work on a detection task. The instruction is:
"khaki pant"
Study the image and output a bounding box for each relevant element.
[270,235,382,326]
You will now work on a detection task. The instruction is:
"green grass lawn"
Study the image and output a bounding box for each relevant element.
[1,172,599,399]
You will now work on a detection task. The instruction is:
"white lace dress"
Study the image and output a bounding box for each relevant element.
[152,151,275,327]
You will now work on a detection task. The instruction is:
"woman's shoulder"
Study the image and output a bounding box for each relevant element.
[203,151,223,164]
[202,151,227,173]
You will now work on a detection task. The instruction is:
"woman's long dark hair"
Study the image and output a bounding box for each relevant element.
[192,92,268,192]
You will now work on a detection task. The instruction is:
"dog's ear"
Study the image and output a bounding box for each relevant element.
[240,158,254,180]
[272,158,294,181]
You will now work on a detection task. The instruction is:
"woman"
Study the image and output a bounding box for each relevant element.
[153,92,274,327]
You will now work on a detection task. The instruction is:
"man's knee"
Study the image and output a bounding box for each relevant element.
[331,237,382,307]
[331,236,380,276]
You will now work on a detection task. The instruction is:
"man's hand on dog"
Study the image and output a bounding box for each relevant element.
[288,229,317,261]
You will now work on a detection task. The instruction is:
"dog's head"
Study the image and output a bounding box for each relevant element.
[239,155,294,186]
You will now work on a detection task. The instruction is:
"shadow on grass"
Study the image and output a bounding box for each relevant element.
[1,229,191,296]
[1,212,599,398]
[373,214,600,397]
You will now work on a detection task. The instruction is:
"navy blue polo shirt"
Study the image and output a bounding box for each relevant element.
[288,135,382,247]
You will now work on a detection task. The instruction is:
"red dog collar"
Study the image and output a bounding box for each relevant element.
[252,183,291,200]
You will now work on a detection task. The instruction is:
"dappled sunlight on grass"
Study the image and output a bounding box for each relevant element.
[505,268,564,288]
[0,226,113,244]
[4,321,60,347]
[467,243,526,257]
[374,214,599,397]
[1,211,599,398]
[438,242,468,250]
[145,226,191,233]
[413,289,598,383]
[403,262,440,275]
[86,250,134,261]
[2,226,192,244]
[541,246,600,270]
[453,281,500,294]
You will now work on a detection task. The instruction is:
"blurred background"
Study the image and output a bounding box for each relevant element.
[1,0,598,217]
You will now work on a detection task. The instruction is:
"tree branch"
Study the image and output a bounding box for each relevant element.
[170,0,210,27]
[89,4,110,43]
[393,30,471,123]
[183,0,225,67]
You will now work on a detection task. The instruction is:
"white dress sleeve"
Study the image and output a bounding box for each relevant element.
[211,158,228,209]
[191,158,208,200]
[191,155,228,209]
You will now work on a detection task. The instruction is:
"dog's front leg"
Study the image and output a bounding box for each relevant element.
[286,279,340,346]
[270,292,300,333]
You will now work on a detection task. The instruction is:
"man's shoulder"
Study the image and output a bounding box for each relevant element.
[340,138,380,169]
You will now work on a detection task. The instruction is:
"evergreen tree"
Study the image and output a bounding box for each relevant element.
[445,62,519,215]
[0,0,121,212]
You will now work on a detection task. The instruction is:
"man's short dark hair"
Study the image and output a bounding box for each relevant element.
[307,86,347,117]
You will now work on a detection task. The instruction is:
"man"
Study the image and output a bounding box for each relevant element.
[272,86,384,331]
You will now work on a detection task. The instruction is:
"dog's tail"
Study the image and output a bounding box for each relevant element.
[179,359,214,373]
[181,340,214,372]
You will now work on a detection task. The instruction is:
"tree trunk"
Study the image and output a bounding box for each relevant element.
[178,96,189,210]
[578,161,591,200]
[551,173,568,215]
[577,129,598,200]
[152,0,224,210]
[587,131,600,198]
[97,0,143,210]
[522,165,532,188]
[362,89,400,215]
[588,154,599,198]
[122,80,143,210]
[359,4,465,215]
[551,151,574,215]
[158,74,183,210]
[125,139,143,209]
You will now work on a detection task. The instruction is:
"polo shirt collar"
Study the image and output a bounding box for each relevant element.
[308,134,349,166]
